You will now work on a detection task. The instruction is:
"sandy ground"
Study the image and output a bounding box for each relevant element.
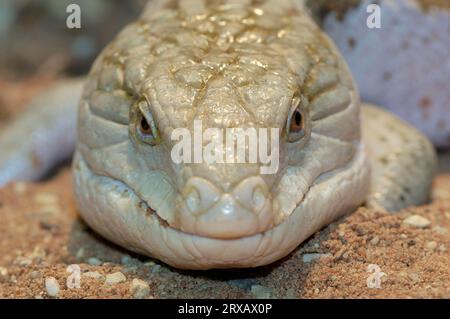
[0,167,448,299]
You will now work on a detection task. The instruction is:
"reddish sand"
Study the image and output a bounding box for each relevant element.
[0,169,448,299]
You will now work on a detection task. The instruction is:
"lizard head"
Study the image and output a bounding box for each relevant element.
[73,0,370,269]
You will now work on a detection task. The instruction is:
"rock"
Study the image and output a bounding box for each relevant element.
[76,248,85,260]
[250,285,273,299]
[302,253,332,263]
[121,255,140,266]
[432,226,448,235]
[151,264,162,273]
[370,236,380,245]
[105,272,126,285]
[403,215,431,229]
[87,257,102,266]
[30,246,46,263]
[407,273,421,284]
[143,261,155,267]
[33,193,58,205]
[30,271,41,279]
[130,278,150,299]
[45,277,60,297]
[13,182,27,195]
[425,241,438,251]
[0,266,8,281]
[17,257,32,267]
[33,193,60,216]
[82,271,104,281]
[122,266,138,274]
[228,278,257,290]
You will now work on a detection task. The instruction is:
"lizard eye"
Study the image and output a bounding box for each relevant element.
[139,115,153,136]
[287,104,306,143]
[132,100,161,145]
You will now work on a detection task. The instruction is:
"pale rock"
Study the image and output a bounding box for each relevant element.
[425,241,438,251]
[302,253,332,263]
[82,271,104,280]
[130,278,150,299]
[87,257,102,266]
[250,285,273,299]
[403,215,431,229]
[105,272,126,285]
[45,277,60,297]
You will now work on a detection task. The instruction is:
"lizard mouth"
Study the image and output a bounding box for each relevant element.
[129,178,285,241]
[73,144,369,269]
[76,150,283,242]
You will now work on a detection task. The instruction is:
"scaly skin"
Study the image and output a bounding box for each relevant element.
[0,0,437,269]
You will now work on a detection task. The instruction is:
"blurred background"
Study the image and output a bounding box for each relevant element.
[0,0,146,124]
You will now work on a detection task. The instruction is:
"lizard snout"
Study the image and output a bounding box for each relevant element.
[175,176,275,239]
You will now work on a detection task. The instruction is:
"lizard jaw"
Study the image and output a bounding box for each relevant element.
[73,144,369,270]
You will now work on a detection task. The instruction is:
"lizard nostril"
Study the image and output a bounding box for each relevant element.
[185,188,201,214]
[252,186,266,211]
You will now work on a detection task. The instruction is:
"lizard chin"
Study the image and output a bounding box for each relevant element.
[73,143,369,270]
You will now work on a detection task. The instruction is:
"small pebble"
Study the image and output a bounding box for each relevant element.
[302,253,332,263]
[82,271,104,280]
[13,182,27,195]
[105,272,126,285]
[30,271,41,279]
[144,261,155,267]
[130,278,150,299]
[18,258,32,267]
[45,277,60,297]
[34,193,58,205]
[407,273,421,284]
[370,236,380,245]
[425,241,438,251]
[39,205,60,216]
[228,278,257,290]
[403,215,431,229]
[87,257,102,266]
[123,265,139,274]
[250,285,273,299]
[151,264,162,273]
[0,266,8,281]
[121,255,140,266]
[76,248,85,260]
[432,226,448,235]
